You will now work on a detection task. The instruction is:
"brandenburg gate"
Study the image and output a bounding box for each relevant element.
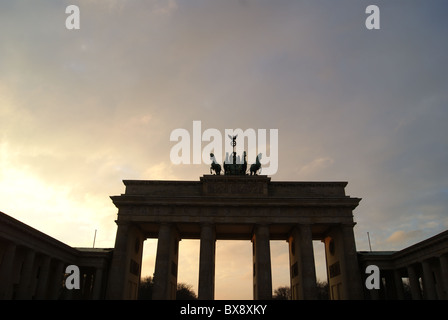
[106,136,363,300]
[106,175,363,300]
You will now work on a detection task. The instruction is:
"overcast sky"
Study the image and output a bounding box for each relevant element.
[1,0,447,299]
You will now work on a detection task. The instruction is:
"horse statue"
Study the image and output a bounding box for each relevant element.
[210,153,222,175]
[250,153,262,175]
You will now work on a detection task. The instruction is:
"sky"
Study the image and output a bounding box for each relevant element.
[1,0,448,299]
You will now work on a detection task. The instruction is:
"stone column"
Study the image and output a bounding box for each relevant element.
[369,282,380,300]
[393,269,405,300]
[252,224,272,300]
[340,223,364,299]
[36,255,51,299]
[153,223,180,300]
[17,248,36,299]
[47,260,64,299]
[198,223,216,300]
[439,254,448,300]
[384,270,398,299]
[92,267,104,300]
[0,242,16,299]
[107,221,144,299]
[298,224,317,299]
[422,259,437,299]
[106,221,130,299]
[289,224,317,300]
[407,264,422,300]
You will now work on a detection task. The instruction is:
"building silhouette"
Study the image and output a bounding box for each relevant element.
[1,176,447,300]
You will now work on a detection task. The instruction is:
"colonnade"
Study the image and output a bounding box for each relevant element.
[147,222,285,299]
[0,211,111,300]
[358,229,448,300]
[0,242,60,299]
[0,239,107,299]
[107,220,364,300]
[148,222,289,300]
[363,254,448,300]
[107,176,365,300]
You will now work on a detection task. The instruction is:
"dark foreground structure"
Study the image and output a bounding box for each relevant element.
[1,176,447,300]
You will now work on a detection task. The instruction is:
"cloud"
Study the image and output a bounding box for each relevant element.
[215,241,253,299]
[144,162,177,180]
[386,230,423,247]
[296,157,334,179]
[1,0,448,299]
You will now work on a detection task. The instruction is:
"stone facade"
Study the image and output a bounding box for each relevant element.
[106,175,364,300]
[1,175,447,300]
[0,211,111,299]
[358,230,448,300]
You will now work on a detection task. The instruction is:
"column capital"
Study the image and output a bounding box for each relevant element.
[253,223,270,235]
[340,222,357,228]
[114,219,132,227]
[200,222,216,230]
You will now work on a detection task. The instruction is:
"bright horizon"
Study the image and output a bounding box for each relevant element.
[140,238,328,300]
